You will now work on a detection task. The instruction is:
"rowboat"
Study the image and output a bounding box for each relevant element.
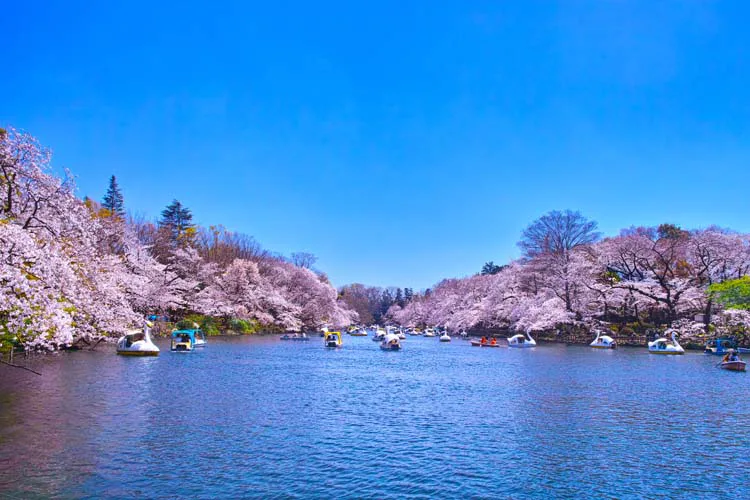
[470,339,500,348]
[719,351,746,372]
[720,360,746,372]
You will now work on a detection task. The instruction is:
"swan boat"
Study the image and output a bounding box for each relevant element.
[439,332,451,342]
[590,330,617,349]
[324,331,343,348]
[349,327,368,336]
[373,328,387,341]
[647,330,684,355]
[380,333,402,351]
[116,322,160,356]
[507,332,536,348]
[423,327,436,337]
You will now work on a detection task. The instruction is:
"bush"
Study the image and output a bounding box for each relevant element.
[177,314,222,336]
[229,318,260,334]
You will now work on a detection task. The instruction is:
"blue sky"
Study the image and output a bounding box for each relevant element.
[3,1,750,290]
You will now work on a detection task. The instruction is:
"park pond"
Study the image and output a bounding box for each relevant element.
[1,335,749,498]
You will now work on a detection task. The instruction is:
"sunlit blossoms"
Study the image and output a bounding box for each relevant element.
[392,212,750,338]
[0,128,355,352]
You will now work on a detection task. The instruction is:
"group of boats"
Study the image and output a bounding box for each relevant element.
[115,320,747,372]
[115,321,207,356]
[467,328,746,372]
[309,325,456,351]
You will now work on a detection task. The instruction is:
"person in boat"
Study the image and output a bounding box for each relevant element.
[481,336,487,344]
[490,337,497,346]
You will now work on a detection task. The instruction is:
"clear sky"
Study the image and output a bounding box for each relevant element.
[3,1,750,290]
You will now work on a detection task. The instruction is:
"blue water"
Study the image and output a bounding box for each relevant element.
[1,335,748,499]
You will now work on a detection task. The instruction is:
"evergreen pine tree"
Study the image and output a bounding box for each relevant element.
[102,175,125,217]
[395,288,405,307]
[159,199,195,243]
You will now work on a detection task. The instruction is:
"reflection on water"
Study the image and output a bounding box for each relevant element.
[1,337,749,498]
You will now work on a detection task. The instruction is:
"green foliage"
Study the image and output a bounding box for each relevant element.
[178,314,221,335]
[657,223,689,240]
[173,315,262,335]
[481,261,504,275]
[709,277,750,310]
[229,318,259,334]
[102,175,125,217]
[160,199,194,243]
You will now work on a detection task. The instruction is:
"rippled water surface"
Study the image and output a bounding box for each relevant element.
[1,335,749,499]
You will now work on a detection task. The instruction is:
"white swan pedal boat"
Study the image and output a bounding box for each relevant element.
[507,332,536,348]
[647,330,684,355]
[590,330,617,349]
[116,323,159,356]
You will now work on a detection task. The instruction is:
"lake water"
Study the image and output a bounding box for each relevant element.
[1,335,748,499]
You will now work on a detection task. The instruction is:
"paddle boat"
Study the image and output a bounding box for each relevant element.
[423,327,436,337]
[647,330,684,355]
[116,322,160,356]
[324,330,343,348]
[380,333,402,351]
[470,337,499,347]
[590,330,617,349]
[193,329,207,347]
[459,330,468,338]
[439,331,451,342]
[507,331,536,348]
[373,328,387,341]
[170,329,198,352]
[719,350,746,372]
[705,337,737,356]
[180,323,206,347]
[349,327,368,336]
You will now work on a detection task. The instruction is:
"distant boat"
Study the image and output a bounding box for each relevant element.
[705,337,737,356]
[373,328,387,341]
[470,337,499,348]
[116,322,159,356]
[590,330,616,349]
[719,351,746,372]
[170,329,199,352]
[281,332,309,341]
[423,327,436,337]
[380,333,402,351]
[349,327,368,336]
[439,332,451,342]
[324,331,343,348]
[648,330,684,355]
[193,329,207,347]
[507,332,536,348]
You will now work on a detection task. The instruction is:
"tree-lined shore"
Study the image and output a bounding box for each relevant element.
[2,128,749,355]
[387,211,750,346]
[0,128,355,354]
